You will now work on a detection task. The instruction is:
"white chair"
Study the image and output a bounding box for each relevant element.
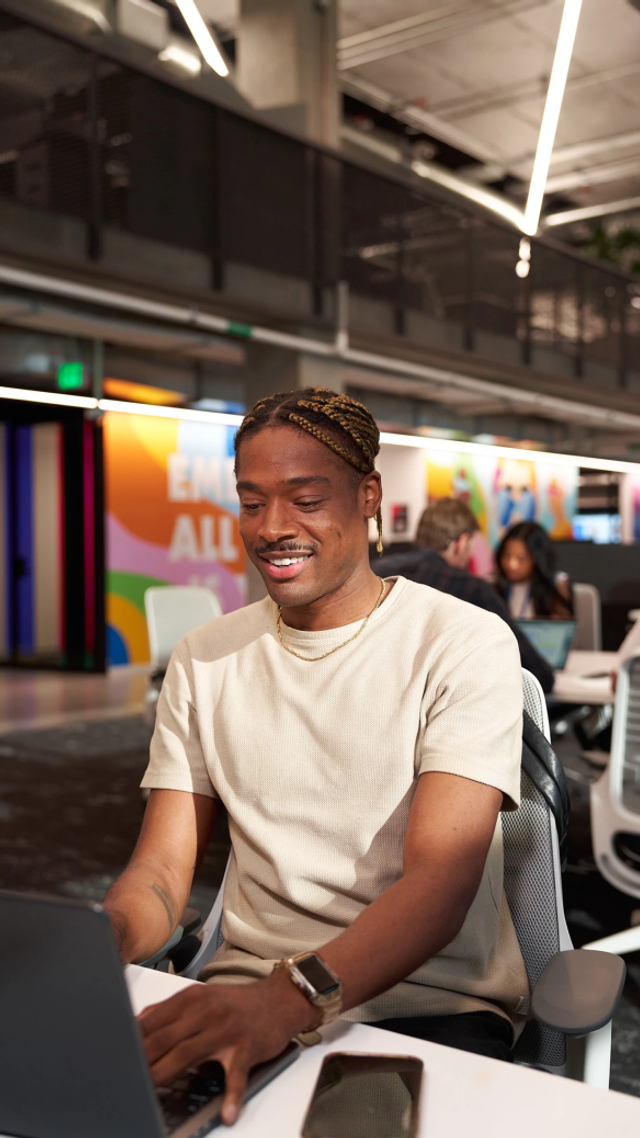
[172,670,624,1087]
[587,651,640,955]
[572,583,602,651]
[143,587,223,729]
[144,586,222,673]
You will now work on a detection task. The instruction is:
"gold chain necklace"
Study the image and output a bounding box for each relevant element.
[276,578,387,662]
[273,582,382,664]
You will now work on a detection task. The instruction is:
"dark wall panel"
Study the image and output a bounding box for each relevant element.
[219,113,309,278]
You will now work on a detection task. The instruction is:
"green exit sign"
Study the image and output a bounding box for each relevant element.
[57,361,84,390]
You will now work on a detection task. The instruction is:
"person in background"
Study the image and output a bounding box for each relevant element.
[495,522,573,620]
[373,498,554,694]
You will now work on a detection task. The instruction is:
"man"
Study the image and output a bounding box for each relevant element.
[104,389,527,1126]
[374,498,554,694]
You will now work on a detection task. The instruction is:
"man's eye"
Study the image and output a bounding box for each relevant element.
[242,502,261,511]
[298,500,322,509]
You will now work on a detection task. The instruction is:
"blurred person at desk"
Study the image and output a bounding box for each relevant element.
[495,522,573,621]
[374,498,554,693]
[103,390,528,1125]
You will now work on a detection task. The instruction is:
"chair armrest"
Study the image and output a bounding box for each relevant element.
[531,949,625,1035]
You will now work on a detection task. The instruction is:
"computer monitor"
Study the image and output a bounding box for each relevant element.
[516,619,577,670]
[572,514,621,544]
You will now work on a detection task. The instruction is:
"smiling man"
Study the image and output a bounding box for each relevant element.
[104,388,528,1125]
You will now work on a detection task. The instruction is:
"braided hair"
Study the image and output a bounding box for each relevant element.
[234,387,384,553]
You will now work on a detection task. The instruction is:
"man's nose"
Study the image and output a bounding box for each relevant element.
[257,500,298,544]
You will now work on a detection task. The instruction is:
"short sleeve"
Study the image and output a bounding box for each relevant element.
[417,623,523,810]
[141,644,217,799]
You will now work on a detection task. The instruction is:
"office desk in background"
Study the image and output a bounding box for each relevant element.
[124,966,640,1138]
[553,649,618,705]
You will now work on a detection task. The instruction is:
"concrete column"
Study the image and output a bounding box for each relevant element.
[237,0,339,147]
[244,343,344,410]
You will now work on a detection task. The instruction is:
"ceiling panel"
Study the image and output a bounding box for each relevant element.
[339,0,640,224]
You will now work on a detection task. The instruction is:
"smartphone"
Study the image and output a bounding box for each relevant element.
[301,1051,423,1138]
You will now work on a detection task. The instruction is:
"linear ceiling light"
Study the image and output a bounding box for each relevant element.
[411,158,525,231]
[379,431,640,477]
[544,194,640,227]
[174,0,229,76]
[1,385,639,475]
[158,40,202,74]
[522,0,582,236]
[98,398,241,425]
[0,385,98,410]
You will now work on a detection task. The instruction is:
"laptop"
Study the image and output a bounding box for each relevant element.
[516,619,577,670]
[0,891,299,1138]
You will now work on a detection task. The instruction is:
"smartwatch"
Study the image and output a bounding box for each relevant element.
[272,951,343,1026]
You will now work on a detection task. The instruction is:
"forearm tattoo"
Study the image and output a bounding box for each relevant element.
[150,882,177,932]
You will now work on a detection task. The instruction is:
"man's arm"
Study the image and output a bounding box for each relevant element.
[468,578,555,694]
[103,789,216,963]
[138,771,502,1123]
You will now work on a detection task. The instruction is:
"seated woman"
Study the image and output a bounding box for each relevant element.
[495,521,573,620]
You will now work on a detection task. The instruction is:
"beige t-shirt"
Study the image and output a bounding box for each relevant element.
[142,577,528,1028]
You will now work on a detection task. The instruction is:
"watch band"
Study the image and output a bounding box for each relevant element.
[272,951,343,1026]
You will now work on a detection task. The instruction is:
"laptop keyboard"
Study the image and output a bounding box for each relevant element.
[157,1060,226,1134]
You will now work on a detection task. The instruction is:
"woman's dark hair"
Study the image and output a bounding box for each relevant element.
[495,521,572,618]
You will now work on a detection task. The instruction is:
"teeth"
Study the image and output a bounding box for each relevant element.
[271,557,307,566]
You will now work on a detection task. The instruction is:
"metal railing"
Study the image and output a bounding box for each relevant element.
[0,11,639,390]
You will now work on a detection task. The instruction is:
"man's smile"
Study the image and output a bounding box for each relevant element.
[258,551,314,580]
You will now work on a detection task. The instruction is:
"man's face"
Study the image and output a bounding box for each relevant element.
[236,425,381,609]
[442,532,472,570]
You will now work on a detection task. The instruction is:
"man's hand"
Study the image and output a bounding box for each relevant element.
[138,972,314,1125]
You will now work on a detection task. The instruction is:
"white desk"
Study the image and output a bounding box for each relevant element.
[126,965,640,1138]
[553,649,618,705]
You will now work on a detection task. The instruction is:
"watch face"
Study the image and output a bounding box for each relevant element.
[296,955,339,996]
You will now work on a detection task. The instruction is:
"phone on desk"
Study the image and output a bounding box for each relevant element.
[301,1052,424,1138]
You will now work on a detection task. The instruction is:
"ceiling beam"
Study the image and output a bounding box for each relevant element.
[337,0,556,71]
[431,60,640,122]
[543,154,640,194]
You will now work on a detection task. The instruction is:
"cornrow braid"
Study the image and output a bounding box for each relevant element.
[234,387,384,553]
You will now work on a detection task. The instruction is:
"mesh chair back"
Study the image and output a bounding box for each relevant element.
[144,586,222,670]
[572,583,602,651]
[502,670,571,1068]
[621,657,640,800]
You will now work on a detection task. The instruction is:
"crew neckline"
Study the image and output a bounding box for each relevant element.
[273,576,405,646]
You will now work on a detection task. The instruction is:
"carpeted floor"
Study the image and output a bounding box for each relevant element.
[1,714,640,1095]
[0,716,229,914]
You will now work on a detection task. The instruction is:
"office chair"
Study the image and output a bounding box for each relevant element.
[503,670,623,1087]
[153,670,624,1087]
[571,583,602,652]
[143,586,222,728]
[587,652,640,958]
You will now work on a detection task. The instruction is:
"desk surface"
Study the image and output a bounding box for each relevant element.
[125,965,640,1138]
[553,649,617,705]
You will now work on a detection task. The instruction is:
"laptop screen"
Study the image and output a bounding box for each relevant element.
[516,619,576,670]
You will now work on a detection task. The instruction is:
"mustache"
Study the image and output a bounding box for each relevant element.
[255,541,317,557]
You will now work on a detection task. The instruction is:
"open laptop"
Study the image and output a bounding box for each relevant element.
[0,891,299,1138]
[516,619,577,671]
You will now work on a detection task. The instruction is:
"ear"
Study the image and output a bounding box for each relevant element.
[360,471,382,520]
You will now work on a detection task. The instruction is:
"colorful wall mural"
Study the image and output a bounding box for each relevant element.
[104,412,246,666]
[425,448,578,572]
